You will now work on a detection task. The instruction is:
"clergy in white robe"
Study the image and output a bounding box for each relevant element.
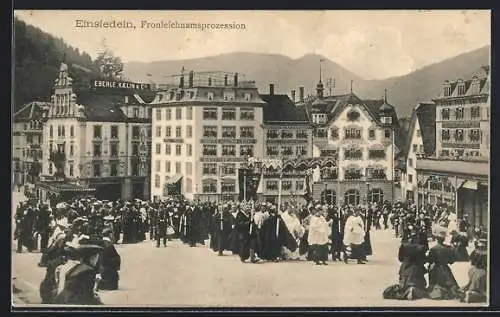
[343,210,366,263]
[307,209,330,264]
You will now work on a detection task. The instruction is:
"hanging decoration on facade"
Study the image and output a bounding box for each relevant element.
[138,127,149,175]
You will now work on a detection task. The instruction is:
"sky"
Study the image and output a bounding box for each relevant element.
[14,10,490,80]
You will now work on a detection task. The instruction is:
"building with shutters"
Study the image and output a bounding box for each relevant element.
[415,66,490,227]
[36,62,154,202]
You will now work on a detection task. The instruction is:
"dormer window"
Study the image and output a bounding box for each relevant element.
[244,93,252,101]
[124,96,129,103]
[223,92,235,101]
[457,81,466,96]
[444,85,452,97]
[207,92,214,101]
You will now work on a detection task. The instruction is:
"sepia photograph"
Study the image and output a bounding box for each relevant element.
[11,10,490,308]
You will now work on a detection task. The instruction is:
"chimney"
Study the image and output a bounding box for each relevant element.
[179,75,185,88]
[224,74,228,86]
[234,73,239,87]
[188,71,194,88]
[269,84,275,95]
[299,86,304,102]
[291,90,296,103]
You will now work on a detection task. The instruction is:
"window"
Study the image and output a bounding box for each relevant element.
[165,161,171,173]
[344,149,363,160]
[385,129,391,139]
[222,126,236,138]
[221,163,236,175]
[110,143,118,157]
[345,128,362,139]
[156,126,162,137]
[240,127,254,138]
[222,145,236,156]
[441,129,450,141]
[368,129,375,139]
[282,146,293,156]
[186,125,192,138]
[296,130,308,139]
[408,158,413,167]
[296,180,304,191]
[185,162,192,175]
[202,181,217,193]
[175,162,181,174]
[165,109,172,120]
[207,92,214,100]
[203,126,218,138]
[155,160,161,172]
[175,144,182,156]
[110,163,118,177]
[441,108,450,120]
[408,174,413,183]
[165,144,171,155]
[48,163,53,175]
[176,108,182,120]
[49,125,53,138]
[132,144,139,156]
[296,146,307,156]
[240,145,254,157]
[314,129,327,138]
[221,182,235,193]
[454,129,464,142]
[93,143,102,157]
[156,109,162,121]
[133,108,139,118]
[132,126,141,139]
[469,129,480,142]
[344,169,362,180]
[471,106,480,118]
[456,108,464,120]
[416,129,421,137]
[154,174,160,188]
[282,181,292,191]
[266,146,279,156]
[222,108,236,120]
[368,149,385,159]
[186,107,193,120]
[147,127,152,138]
[111,126,118,139]
[240,108,254,120]
[70,126,74,138]
[203,107,217,120]
[244,93,252,101]
[187,144,192,156]
[412,144,418,152]
[281,130,294,139]
[93,163,101,177]
[61,126,65,137]
[367,168,386,180]
[69,164,74,177]
[203,145,217,156]
[368,188,384,204]
[69,144,74,156]
[266,180,278,191]
[165,126,171,137]
[155,143,161,154]
[457,84,466,96]
[203,163,217,175]
[267,129,279,139]
[175,126,182,138]
[93,126,102,139]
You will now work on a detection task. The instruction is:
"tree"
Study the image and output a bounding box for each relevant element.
[94,38,124,80]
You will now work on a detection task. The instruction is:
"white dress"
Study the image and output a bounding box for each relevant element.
[343,215,365,246]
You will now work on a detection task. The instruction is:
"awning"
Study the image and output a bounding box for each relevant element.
[460,180,478,190]
[36,181,96,193]
[165,174,183,184]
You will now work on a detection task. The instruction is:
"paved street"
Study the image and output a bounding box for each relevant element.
[11,191,484,307]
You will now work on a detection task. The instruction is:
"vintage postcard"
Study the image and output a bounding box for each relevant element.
[11,10,490,308]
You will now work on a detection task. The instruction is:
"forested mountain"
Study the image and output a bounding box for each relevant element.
[13,17,99,110]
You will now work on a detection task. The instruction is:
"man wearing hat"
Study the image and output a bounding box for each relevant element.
[459,239,487,303]
[426,226,460,300]
[53,243,103,305]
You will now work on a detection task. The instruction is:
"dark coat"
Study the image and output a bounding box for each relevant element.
[98,240,121,290]
[53,263,102,305]
[426,243,460,300]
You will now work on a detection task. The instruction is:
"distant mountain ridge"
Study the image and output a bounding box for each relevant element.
[124,46,490,117]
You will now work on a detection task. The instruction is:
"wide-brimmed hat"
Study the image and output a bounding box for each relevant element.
[476,238,487,250]
[432,225,447,239]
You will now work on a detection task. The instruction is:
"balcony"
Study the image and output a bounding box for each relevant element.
[416,157,489,177]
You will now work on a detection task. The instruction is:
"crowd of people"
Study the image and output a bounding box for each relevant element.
[13,194,487,305]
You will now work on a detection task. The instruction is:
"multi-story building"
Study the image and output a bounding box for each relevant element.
[36,62,153,202]
[398,102,436,202]
[416,66,490,227]
[12,102,50,186]
[258,84,313,203]
[296,79,400,206]
[149,71,266,202]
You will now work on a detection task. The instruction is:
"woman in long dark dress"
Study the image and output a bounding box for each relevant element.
[458,239,487,303]
[383,227,428,300]
[426,228,460,300]
[451,231,470,262]
[327,207,342,261]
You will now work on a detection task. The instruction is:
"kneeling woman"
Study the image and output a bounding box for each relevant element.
[383,226,428,300]
[426,227,460,300]
[458,239,487,303]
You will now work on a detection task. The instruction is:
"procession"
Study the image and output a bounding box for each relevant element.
[13,192,488,306]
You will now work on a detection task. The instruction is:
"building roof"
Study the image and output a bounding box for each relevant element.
[435,66,490,100]
[260,94,310,124]
[13,101,50,122]
[416,158,489,178]
[401,102,436,161]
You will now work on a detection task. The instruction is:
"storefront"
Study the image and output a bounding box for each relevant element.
[35,181,96,205]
